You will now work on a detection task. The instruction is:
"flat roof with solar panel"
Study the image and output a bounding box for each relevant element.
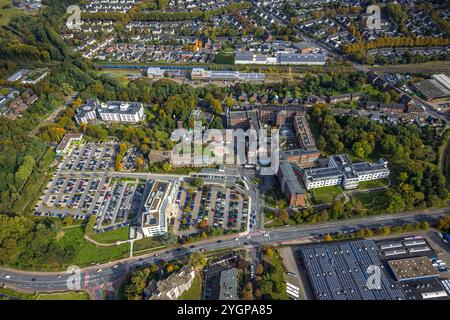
[300,240,406,300]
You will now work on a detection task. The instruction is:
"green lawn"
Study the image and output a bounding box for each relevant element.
[358,178,390,190]
[311,186,343,204]
[0,288,90,300]
[89,226,130,244]
[38,292,90,300]
[263,208,297,229]
[178,275,202,300]
[0,0,27,26]
[133,236,166,252]
[57,226,130,267]
[261,249,289,300]
[351,190,389,212]
[0,288,38,300]
[360,84,382,100]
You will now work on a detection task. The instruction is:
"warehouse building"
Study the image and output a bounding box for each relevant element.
[191,68,265,82]
[299,239,449,300]
[300,240,406,300]
[277,53,327,66]
[235,51,327,65]
[432,74,450,91]
[413,79,450,101]
[377,236,437,260]
[388,257,438,282]
[147,67,165,79]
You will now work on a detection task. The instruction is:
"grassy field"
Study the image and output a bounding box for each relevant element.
[0,0,27,26]
[57,226,130,267]
[38,292,90,300]
[0,288,90,300]
[261,249,289,300]
[358,178,390,190]
[133,236,166,252]
[351,190,389,212]
[178,275,202,300]
[263,208,297,228]
[311,186,343,204]
[0,287,38,300]
[440,135,450,185]
[89,226,130,244]
[369,61,450,74]
[360,84,382,100]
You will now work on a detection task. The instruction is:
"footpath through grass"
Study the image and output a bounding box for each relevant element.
[350,189,389,212]
[0,288,90,300]
[57,226,130,267]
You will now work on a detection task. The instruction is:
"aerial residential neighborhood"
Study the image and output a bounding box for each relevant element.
[0,0,450,310]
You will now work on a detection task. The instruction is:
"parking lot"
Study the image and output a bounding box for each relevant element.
[58,142,138,173]
[175,184,249,234]
[35,170,148,234]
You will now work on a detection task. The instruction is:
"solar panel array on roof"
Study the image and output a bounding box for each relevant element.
[301,240,406,300]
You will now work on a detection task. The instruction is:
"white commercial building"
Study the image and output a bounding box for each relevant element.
[55,133,84,155]
[141,180,179,238]
[300,154,389,190]
[432,74,450,91]
[74,99,145,124]
[235,51,327,66]
[147,67,165,79]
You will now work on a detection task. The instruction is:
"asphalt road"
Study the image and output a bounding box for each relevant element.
[0,207,447,294]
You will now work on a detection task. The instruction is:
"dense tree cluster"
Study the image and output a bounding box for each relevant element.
[255,246,288,300]
[83,2,253,23]
[0,215,75,268]
[125,262,180,300]
[309,105,449,214]
[324,220,431,242]
[342,36,450,55]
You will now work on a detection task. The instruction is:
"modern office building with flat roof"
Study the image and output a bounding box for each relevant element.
[74,99,145,124]
[141,180,179,238]
[299,154,389,190]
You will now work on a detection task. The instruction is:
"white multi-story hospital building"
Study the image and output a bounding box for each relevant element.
[299,154,390,190]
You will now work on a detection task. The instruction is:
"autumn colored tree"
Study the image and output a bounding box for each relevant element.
[135,156,144,168]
